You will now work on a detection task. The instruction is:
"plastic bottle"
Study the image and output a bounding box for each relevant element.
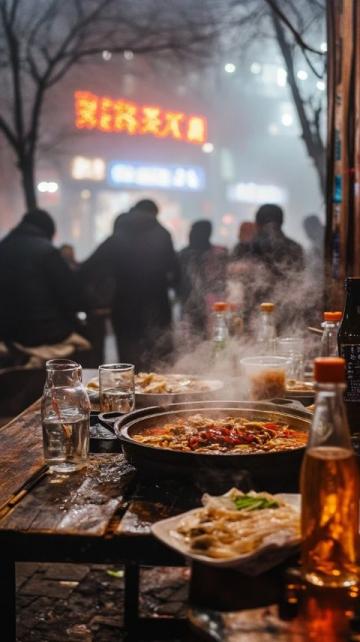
[257,302,276,354]
[300,357,359,588]
[211,301,229,353]
[320,311,342,357]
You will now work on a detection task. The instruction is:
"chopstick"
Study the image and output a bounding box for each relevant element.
[307,326,323,336]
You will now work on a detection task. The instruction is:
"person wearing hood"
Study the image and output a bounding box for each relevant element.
[0,209,80,346]
[80,199,179,369]
[178,219,228,337]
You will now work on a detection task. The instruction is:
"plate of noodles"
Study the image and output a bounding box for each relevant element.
[152,489,300,574]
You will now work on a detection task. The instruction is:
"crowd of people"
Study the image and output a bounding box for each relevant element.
[0,199,324,370]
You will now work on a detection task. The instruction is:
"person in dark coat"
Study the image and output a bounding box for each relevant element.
[80,199,179,370]
[250,203,305,330]
[0,209,80,346]
[178,220,228,337]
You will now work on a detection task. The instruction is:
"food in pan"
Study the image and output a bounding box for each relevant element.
[133,413,308,454]
[175,488,300,559]
[286,379,315,393]
[135,372,212,394]
[87,372,214,395]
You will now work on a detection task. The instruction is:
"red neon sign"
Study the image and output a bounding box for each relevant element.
[74,91,207,144]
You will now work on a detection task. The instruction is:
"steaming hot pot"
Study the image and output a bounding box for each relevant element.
[114,400,311,492]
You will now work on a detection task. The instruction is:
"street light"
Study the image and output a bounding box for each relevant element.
[281,113,293,127]
[202,142,214,153]
[250,62,262,74]
[316,80,326,91]
[224,63,236,74]
[297,70,308,80]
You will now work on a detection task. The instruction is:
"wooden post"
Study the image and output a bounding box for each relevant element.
[326,0,360,306]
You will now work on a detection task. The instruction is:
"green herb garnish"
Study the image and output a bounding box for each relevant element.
[233,495,279,511]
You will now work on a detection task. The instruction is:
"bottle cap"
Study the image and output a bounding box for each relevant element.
[213,301,228,312]
[323,311,342,322]
[314,357,345,383]
[260,302,275,313]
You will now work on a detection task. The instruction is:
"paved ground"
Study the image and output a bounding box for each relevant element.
[17,563,189,642]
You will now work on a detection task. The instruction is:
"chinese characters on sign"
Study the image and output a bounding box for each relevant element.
[74,91,207,144]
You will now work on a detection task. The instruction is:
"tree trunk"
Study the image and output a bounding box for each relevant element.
[272,12,326,199]
[19,154,37,210]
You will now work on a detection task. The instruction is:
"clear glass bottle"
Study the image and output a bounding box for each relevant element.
[41,359,91,473]
[300,357,359,588]
[211,301,229,353]
[257,302,276,354]
[320,311,342,357]
[227,303,244,338]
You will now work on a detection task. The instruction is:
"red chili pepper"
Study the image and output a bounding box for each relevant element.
[264,423,281,431]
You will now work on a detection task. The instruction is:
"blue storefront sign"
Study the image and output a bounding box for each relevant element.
[108,161,206,191]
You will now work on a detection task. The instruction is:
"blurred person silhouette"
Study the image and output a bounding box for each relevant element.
[232,221,256,259]
[79,211,129,366]
[303,214,325,324]
[80,200,179,369]
[252,204,304,274]
[303,214,324,271]
[178,220,228,338]
[0,209,84,353]
[60,243,78,270]
[249,204,305,331]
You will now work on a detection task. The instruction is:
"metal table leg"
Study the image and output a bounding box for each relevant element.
[0,558,16,642]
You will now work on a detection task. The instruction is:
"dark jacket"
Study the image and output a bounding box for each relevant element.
[0,222,80,346]
[251,224,304,277]
[80,211,179,335]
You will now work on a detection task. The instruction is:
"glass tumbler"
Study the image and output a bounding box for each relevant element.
[41,359,91,473]
[276,337,305,382]
[99,363,135,413]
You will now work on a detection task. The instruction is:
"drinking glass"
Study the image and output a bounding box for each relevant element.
[41,359,91,473]
[240,355,290,400]
[276,337,304,382]
[99,363,135,413]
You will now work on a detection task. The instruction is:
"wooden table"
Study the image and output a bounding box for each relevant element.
[0,397,195,642]
[0,392,358,642]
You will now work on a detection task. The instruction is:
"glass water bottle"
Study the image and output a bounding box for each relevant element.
[41,359,91,473]
[257,302,276,354]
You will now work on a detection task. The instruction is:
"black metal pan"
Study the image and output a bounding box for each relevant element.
[114,400,311,492]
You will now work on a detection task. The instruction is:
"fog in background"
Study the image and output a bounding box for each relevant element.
[0,3,326,259]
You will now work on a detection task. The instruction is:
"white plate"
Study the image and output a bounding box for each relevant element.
[152,493,301,576]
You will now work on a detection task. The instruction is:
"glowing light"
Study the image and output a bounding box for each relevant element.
[227,182,288,205]
[80,189,91,199]
[37,181,58,193]
[224,63,236,74]
[124,50,134,60]
[108,161,206,191]
[71,156,105,181]
[222,213,234,225]
[202,142,214,153]
[74,91,207,144]
[276,67,287,87]
[250,62,262,74]
[281,113,293,127]
[316,80,326,91]
[320,41,327,53]
[268,123,279,136]
[296,69,308,80]
[102,50,112,61]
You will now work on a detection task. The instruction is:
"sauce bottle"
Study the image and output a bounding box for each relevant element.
[257,302,276,354]
[211,301,229,354]
[338,277,360,432]
[320,311,342,357]
[300,357,359,588]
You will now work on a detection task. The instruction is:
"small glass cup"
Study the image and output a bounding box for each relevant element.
[99,363,135,413]
[240,355,290,400]
[276,337,304,382]
[41,359,91,473]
